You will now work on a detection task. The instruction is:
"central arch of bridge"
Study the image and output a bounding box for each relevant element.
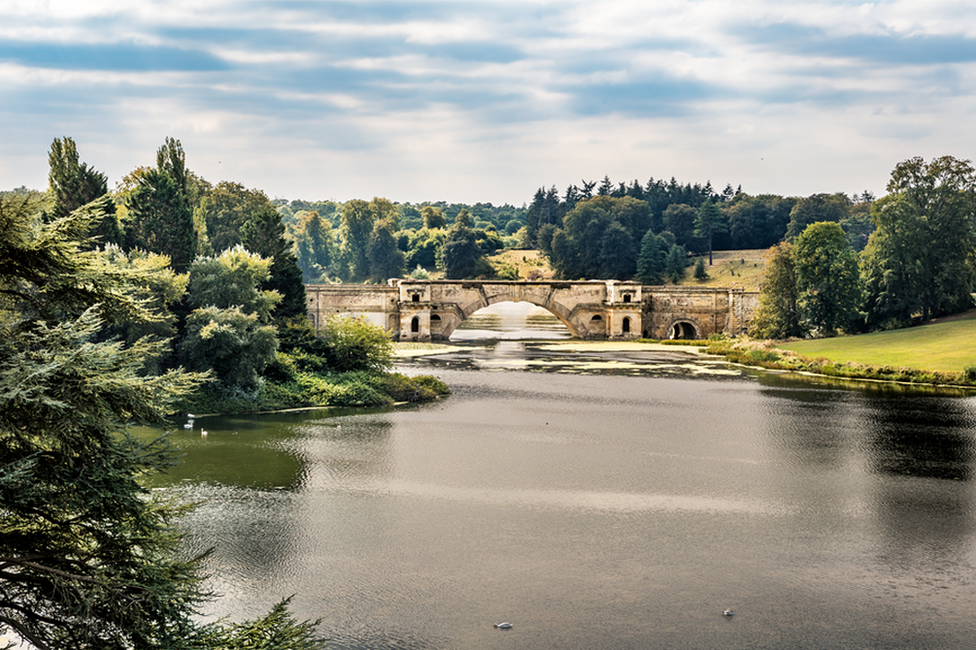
[450,301,572,340]
[393,280,643,341]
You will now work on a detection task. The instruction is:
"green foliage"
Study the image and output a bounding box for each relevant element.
[367,218,406,281]
[725,193,795,249]
[867,155,976,322]
[317,315,394,372]
[405,227,445,271]
[0,308,209,650]
[785,193,851,241]
[1,189,326,650]
[123,168,197,273]
[548,196,648,279]
[664,243,688,283]
[47,137,121,246]
[965,364,976,382]
[693,256,709,280]
[421,205,447,229]
[192,598,326,650]
[860,194,926,330]
[662,203,701,252]
[749,242,803,339]
[794,222,862,336]
[95,245,188,371]
[187,246,282,323]
[441,222,485,279]
[179,306,279,397]
[197,181,271,253]
[636,229,667,284]
[693,199,727,264]
[409,374,451,396]
[336,198,400,281]
[293,211,335,282]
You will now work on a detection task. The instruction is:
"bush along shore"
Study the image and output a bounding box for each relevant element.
[177,316,449,416]
[702,335,976,388]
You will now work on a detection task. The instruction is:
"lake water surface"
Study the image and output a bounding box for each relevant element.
[160,303,976,649]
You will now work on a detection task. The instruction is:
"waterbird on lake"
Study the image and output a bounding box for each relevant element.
[183,423,192,429]
[723,610,735,617]
[494,622,513,629]
[187,414,196,419]
[201,430,208,437]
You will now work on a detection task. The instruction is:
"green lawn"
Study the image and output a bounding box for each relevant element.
[779,310,976,374]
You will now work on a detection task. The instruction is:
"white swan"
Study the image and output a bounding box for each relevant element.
[494,622,512,629]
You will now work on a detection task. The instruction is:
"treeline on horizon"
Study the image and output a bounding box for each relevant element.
[5,137,974,340]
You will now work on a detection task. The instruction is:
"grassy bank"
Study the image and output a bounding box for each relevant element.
[777,310,976,374]
[703,312,976,387]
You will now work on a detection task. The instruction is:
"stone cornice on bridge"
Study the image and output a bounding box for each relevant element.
[305,279,758,341]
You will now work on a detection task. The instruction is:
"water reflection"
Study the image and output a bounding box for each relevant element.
[862,394,976,481]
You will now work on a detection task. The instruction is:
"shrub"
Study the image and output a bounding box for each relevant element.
[318,315,394,372]
[964,364,976,382]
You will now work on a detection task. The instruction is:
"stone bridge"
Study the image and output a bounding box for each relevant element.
[306,279,758,341]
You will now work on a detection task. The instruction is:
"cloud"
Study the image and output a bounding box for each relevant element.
[3,1,976,203]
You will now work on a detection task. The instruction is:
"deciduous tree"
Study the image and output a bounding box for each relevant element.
[793,222,861,336]
[749,242,803,339]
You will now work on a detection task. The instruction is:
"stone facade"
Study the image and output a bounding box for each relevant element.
[305,280,758,341]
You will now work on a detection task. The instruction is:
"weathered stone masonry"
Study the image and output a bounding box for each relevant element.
[306,279,759,341]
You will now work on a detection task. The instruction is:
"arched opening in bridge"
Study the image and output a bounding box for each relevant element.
[411,317,420,333]
[451,302,570,341]
[669,321,698,340]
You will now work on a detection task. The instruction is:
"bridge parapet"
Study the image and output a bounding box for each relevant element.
[305,280,757,341]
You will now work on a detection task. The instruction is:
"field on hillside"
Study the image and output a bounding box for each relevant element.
[677,249,767,291]
[486,249,554,280]
[779,310,976,374]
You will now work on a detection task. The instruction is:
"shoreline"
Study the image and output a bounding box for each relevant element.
[395,338,976,391]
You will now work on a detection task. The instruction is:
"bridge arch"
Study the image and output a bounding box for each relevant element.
[438,288,583,339]
[667,319,700,340]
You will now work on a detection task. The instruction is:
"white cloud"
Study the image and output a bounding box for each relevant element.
[3,0,976,202]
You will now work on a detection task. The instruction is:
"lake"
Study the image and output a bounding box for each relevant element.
[158,303,976,649]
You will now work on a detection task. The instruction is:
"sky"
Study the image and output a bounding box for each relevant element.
[2,0,976,206]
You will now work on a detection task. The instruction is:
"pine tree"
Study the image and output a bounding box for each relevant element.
[0,191,325,650]
[636,230,667,284]
[693,200,727,265]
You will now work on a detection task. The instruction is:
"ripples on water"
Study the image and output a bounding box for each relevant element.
[161,303,976,650]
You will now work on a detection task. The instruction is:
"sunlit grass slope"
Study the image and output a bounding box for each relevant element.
[677,249,766,291]
[779,310,976,374]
